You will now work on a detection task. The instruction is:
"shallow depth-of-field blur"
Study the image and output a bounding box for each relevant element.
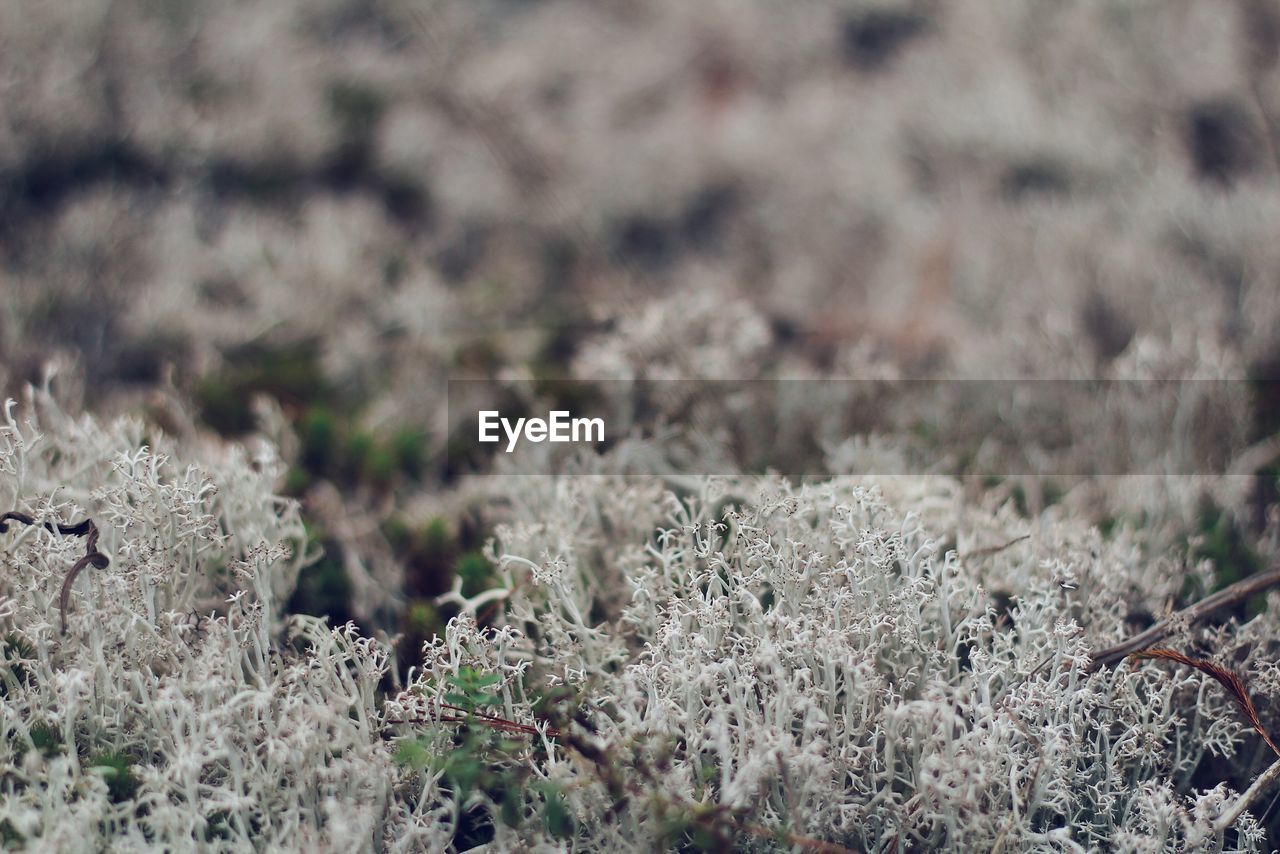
[6,0,1280,626]
[6,1,1280,850]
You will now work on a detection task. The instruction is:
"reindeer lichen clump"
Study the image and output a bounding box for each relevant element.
[3,389,1279,850]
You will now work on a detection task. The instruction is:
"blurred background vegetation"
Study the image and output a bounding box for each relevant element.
[4,0,1280,679]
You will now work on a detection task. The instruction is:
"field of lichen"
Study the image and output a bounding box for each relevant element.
[4,1,1280,850]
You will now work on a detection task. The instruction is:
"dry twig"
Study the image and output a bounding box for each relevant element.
[0,511,109,634]
[385,702,560,740]
[1217,756,1280,834]
[1088,565,1280,672]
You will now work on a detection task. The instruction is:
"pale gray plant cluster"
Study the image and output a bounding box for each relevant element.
[5,0,1280,438]
[0,388,403,850]
[6,388,1280,850]
[4,2,1280,849]
[453,467,1279,851]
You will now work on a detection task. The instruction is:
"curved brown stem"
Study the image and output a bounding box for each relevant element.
[0,511,109,634]
[58,550,110,634]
